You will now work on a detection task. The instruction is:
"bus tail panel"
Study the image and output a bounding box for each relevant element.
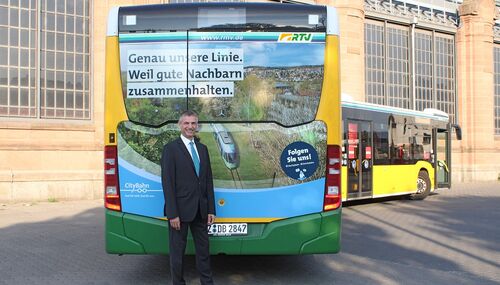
[105,209,340,255]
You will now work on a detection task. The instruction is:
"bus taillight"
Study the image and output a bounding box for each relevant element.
[104,145,121,211]
[324,145,341,211]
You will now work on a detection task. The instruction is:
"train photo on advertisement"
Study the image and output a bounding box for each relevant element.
[104,2,342,255]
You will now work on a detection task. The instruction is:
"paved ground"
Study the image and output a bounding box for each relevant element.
[0,182,499,285]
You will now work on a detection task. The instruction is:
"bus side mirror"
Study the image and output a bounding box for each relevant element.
[452,124,462,140]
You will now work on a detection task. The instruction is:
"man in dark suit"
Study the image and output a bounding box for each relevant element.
[161,110,216,285]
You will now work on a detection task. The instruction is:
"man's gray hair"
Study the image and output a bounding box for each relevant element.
[178,110,199,124]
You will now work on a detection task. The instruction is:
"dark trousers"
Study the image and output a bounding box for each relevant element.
[169,211,214,285]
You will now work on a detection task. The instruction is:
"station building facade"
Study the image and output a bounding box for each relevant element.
[0,0,498,202]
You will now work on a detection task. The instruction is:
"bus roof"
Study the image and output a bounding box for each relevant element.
[107,3,338,36]
[341,99,449,123]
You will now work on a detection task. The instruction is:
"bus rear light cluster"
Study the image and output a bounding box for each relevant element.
[104,145,121,211]
[328,157,341,175]
[324,145,341,211]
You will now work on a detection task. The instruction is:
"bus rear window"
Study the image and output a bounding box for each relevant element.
[197,8,246,29]
[119,30,324,126]
[118,4,326,33]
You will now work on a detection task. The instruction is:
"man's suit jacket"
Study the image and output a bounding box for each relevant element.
[161,137,216,222]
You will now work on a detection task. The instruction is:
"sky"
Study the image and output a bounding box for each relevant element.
[120,37,325,69]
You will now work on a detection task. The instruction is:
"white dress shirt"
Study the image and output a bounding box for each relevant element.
[180,134,200,162]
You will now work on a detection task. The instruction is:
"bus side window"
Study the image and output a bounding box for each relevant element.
[396,144,409,161]
[373,122,389,163]
[391,121,412,164]
[413,144,424,160]
[411,125,424,161]
[422,131,433,162]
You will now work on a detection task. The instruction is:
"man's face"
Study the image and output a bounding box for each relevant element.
[179,115,198,140]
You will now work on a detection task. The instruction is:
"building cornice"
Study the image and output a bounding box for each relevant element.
[364,0,459,33]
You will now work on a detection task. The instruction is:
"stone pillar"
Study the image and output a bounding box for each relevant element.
[316,0,365,101]
[456,0,498,181]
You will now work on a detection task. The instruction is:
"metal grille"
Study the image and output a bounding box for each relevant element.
[0,1,37,117]
[364,19,456,123]
[365,21,385,105]
[415,30,433,111]
[495,45,500,135]
[386,24,409,109]
[0,0,90,120]
[40,0,90,119]
[434,34,455,123]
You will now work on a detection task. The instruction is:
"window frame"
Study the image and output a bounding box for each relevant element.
[364,18,457,124]
[0,0,92,121]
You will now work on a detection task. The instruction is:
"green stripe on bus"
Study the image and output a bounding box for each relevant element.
[105,209,340,255]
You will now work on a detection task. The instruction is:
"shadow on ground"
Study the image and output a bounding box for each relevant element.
[0,183,499,284]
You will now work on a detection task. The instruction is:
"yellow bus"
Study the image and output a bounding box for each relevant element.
[104,3,342,255]
[341,98,461,201]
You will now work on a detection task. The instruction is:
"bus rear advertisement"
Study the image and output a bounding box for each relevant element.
[105,3,342,255]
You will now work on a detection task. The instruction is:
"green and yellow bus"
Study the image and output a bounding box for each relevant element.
[104,3,342,255]
[340,98,461,201]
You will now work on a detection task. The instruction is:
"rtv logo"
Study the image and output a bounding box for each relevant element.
[278,33,313,43]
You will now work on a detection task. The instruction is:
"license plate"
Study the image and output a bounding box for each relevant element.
[207,223,248,236]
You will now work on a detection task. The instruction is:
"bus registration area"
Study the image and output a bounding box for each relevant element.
[208,223,248,236]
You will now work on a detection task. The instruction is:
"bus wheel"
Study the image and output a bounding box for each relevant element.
[410,171,431,200]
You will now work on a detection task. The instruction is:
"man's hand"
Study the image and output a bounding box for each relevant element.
[207,214,215,225]
[169,217,181,230]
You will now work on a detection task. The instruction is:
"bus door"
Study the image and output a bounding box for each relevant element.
[435,128,450,188]
[346,120,373,199]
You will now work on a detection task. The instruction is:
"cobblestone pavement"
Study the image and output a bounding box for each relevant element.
[1,182,499,285]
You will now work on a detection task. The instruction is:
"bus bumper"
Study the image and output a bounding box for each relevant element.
[105,209,341,255]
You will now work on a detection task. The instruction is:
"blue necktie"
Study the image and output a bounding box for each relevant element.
[189,141,200,176]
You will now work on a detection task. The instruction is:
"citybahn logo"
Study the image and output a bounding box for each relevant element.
[278,33,313,43]
[124,182,150,193]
